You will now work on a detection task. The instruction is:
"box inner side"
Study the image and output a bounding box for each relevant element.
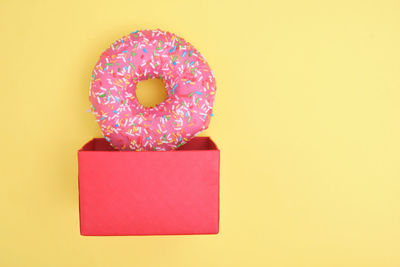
[80,137,218,151]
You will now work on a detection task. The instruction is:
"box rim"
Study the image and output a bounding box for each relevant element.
[78,137,219,153]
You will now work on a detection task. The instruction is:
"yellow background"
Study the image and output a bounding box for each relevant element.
[1,0,400,266]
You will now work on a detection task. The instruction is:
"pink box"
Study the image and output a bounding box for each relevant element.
[78,137,220,236]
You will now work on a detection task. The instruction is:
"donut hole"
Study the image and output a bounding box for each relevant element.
[135,78,168,108]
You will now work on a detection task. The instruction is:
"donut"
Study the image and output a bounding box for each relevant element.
[89,29,216,151]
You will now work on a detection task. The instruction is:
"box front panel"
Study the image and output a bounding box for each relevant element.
[78,149,219,235]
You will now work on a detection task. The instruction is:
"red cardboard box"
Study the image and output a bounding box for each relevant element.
[78,137,220,236]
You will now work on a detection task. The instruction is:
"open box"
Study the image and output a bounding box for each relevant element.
[78,137,220,236]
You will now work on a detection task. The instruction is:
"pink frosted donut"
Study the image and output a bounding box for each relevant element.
[90,29,216,151]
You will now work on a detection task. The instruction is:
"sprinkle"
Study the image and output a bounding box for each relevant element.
[143,48,147,53]
[171,84,178,94]
[99,94,106,97]
[195,91,202,95]
[131,52,136,56]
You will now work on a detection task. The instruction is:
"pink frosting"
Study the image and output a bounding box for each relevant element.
[90,29,216,151]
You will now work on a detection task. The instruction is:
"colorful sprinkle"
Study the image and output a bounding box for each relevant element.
[171,84,178,94]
